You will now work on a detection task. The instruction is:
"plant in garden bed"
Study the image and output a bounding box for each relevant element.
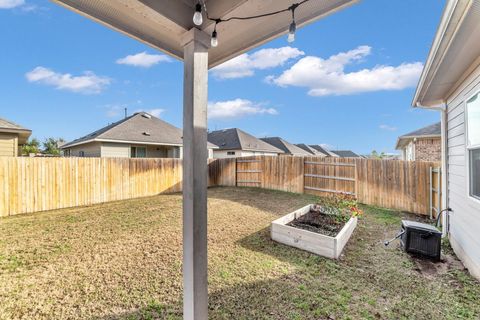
[287,194,363,237]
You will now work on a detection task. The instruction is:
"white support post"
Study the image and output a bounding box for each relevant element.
[181,28,210,320]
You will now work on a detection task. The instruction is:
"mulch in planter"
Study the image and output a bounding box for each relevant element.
[287,207,347,237]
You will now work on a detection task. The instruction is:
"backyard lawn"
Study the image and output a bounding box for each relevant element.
[0,187,479,320]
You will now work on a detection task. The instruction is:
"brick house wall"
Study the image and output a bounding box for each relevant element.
[414,137,441,161]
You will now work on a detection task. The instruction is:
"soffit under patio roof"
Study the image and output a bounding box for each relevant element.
[52,0,358,68]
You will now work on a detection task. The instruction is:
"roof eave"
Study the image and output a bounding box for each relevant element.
[62,138,185,149]
[413,0,473,108]
[0,128,32,135]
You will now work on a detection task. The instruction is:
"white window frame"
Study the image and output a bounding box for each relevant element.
[465,90,480,203]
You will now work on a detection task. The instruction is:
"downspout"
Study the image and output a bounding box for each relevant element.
[416,101,449,237]
[440,106,449,237]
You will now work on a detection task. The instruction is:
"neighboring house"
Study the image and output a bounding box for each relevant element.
[309,145,339,157]
[330,150,361,158]
[260,137,311,156]
[207,128,284,158]
[295,143,327,156]
[413,0,480,280]
[61,112,217,158]
[0,117,31,157]
[395,122,441,161]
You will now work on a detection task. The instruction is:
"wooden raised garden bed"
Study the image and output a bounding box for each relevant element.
[271,204,357,259]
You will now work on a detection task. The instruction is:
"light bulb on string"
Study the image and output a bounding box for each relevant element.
[193,3,203,26]
[211,29,218,47]
[287,3,298,43]
[287,21,296,43]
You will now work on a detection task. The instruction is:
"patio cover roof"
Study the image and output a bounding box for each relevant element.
[52,0,358,68]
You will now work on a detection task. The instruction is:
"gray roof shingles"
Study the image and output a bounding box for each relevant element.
[309,145,337,157]
[260,137,311,156]
[396,122,441,149]
[62,112,217,148]
[330,150,361,158]
[399,122,441,138]
[0,117,31,132]
[208,128,284,153]
[295,143,318,155]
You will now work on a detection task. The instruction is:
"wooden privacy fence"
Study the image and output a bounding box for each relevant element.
[304,157,356,197]
[355,159,440,216]
[0,156,440,217]
[0,157,236,217]
[229,156,440,216]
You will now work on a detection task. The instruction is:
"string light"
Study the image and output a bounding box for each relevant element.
[288,21,296,43]
[211,24,218,47]
[196,0,310,47]
[193,2,203,26]
[288,4,299,43]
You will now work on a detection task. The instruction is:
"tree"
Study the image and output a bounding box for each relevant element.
[42,138,66,156]
[21,138,41,155]
[370,150,386,159]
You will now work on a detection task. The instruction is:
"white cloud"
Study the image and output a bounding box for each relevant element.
[116,52,171,68]
[0,0,24,9]
[211,47,304,79]
[268,45,423,96]
[379,124,397,131]
[26,66,110,94]
[208,99,278,119]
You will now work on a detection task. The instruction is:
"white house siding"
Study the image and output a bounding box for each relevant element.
[404,141,415,161]
[445,62,480,279]
[68,142,102,157]
[212,149,279,158]
[101,142,130,158]
[240,150,278,157]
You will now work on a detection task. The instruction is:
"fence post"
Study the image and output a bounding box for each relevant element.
[354,159,359,200]
[428,166,433,219]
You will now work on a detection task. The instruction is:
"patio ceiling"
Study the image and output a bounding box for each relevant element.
[52,0,358,68]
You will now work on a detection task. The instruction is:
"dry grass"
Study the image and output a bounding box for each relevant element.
[0,187,479,319]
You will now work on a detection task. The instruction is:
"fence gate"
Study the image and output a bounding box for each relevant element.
[236,157,263,187]
[429,167,442,219]
[303,157,356,197]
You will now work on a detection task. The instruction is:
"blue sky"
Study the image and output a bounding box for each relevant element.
[0,0,445,154]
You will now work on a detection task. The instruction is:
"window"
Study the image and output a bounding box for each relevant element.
[470,149,480,199]
[131,146,147,158]
[79,151,85,157]
[467,93,480,200]
[227,151,235,155]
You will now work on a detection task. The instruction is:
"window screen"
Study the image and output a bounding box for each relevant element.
[470,149,480,199]
[467,93,480,199]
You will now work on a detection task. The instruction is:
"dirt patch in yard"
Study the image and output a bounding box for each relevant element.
[413,252,466,280]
